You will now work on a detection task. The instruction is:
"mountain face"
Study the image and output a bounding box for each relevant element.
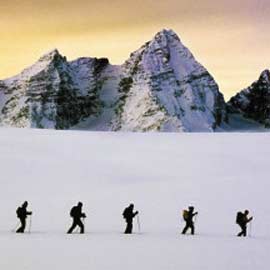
[228,70,270,128]
[0,29,227,132]
[114,29,227,132]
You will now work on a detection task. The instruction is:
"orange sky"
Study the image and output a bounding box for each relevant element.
[0,0,269,100]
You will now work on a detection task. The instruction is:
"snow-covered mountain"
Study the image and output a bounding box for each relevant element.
[228,70,270,128]
[0,50,109,129]
[0,29,227,131]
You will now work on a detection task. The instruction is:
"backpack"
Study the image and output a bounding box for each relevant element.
[16,207,22,218]
[122,208,129,219]
[236,212,243,224]
[70,206,76,217]
[183,210,189,221]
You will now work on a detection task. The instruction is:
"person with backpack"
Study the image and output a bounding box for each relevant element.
[122,204,139,234]
[16,201,32,233]
[236,210,253,237]
[181,206,198,235]
[67,202,86,234]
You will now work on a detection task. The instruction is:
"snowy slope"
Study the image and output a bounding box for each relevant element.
[0,128,270,269]
[0,30,227,132]
[221,113,270,132]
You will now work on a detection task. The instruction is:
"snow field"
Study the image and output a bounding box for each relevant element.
[0,128,269,269]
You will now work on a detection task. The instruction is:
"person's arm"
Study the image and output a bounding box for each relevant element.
[133,211,139,217]
[81,213,86,218]
[26,211,32,215]
[192,212,198,217]
[247,217,253,223]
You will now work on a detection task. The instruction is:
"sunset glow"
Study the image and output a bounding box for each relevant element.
[0,0,269,99]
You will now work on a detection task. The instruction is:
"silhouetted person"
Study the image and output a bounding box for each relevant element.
[16,201,32,233]
[236,210,253,237]
[67,202,86,234]
[123,204,138,234]
[182,206,198,235]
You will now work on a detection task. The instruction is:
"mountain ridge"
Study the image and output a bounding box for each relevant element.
[4,29,269,132]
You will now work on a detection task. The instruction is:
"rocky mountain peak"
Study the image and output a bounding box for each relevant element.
[35,49,68,74]
[228,69,270,128]
[153,29,180,42]
[117,29,227,132]
[147,29,190,61]
[38,49,62,63]
[259,69,270,83]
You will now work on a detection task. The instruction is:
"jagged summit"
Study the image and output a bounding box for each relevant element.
[3,49,68,86]
[38,49,61,62]
[259,69,270,83]
[36,49,68,69]
[154,29,180,40]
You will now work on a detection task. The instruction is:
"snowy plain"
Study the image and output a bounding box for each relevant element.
[0,128,269,269]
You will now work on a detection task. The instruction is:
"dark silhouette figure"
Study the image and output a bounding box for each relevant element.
[16,201,32,233]
[182,206,198,235]
[236,210,253,237]
[123,204,138,234]
[67,202,86,234]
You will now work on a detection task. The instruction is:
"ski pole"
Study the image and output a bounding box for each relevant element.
[249,221,252,237]
[194,213,198,225]
[82,217,86,233]
[28,215,32,233]
[137,215,141,234]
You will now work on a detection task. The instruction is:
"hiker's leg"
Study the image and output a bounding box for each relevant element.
[191,223,195,235]
[16,218,25,233]
[238,224,244,237]
[77,219,84,234]
[243,225,247,237]
[182,222,189,234]
[125,221,132,234]
[67,219,77,234]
